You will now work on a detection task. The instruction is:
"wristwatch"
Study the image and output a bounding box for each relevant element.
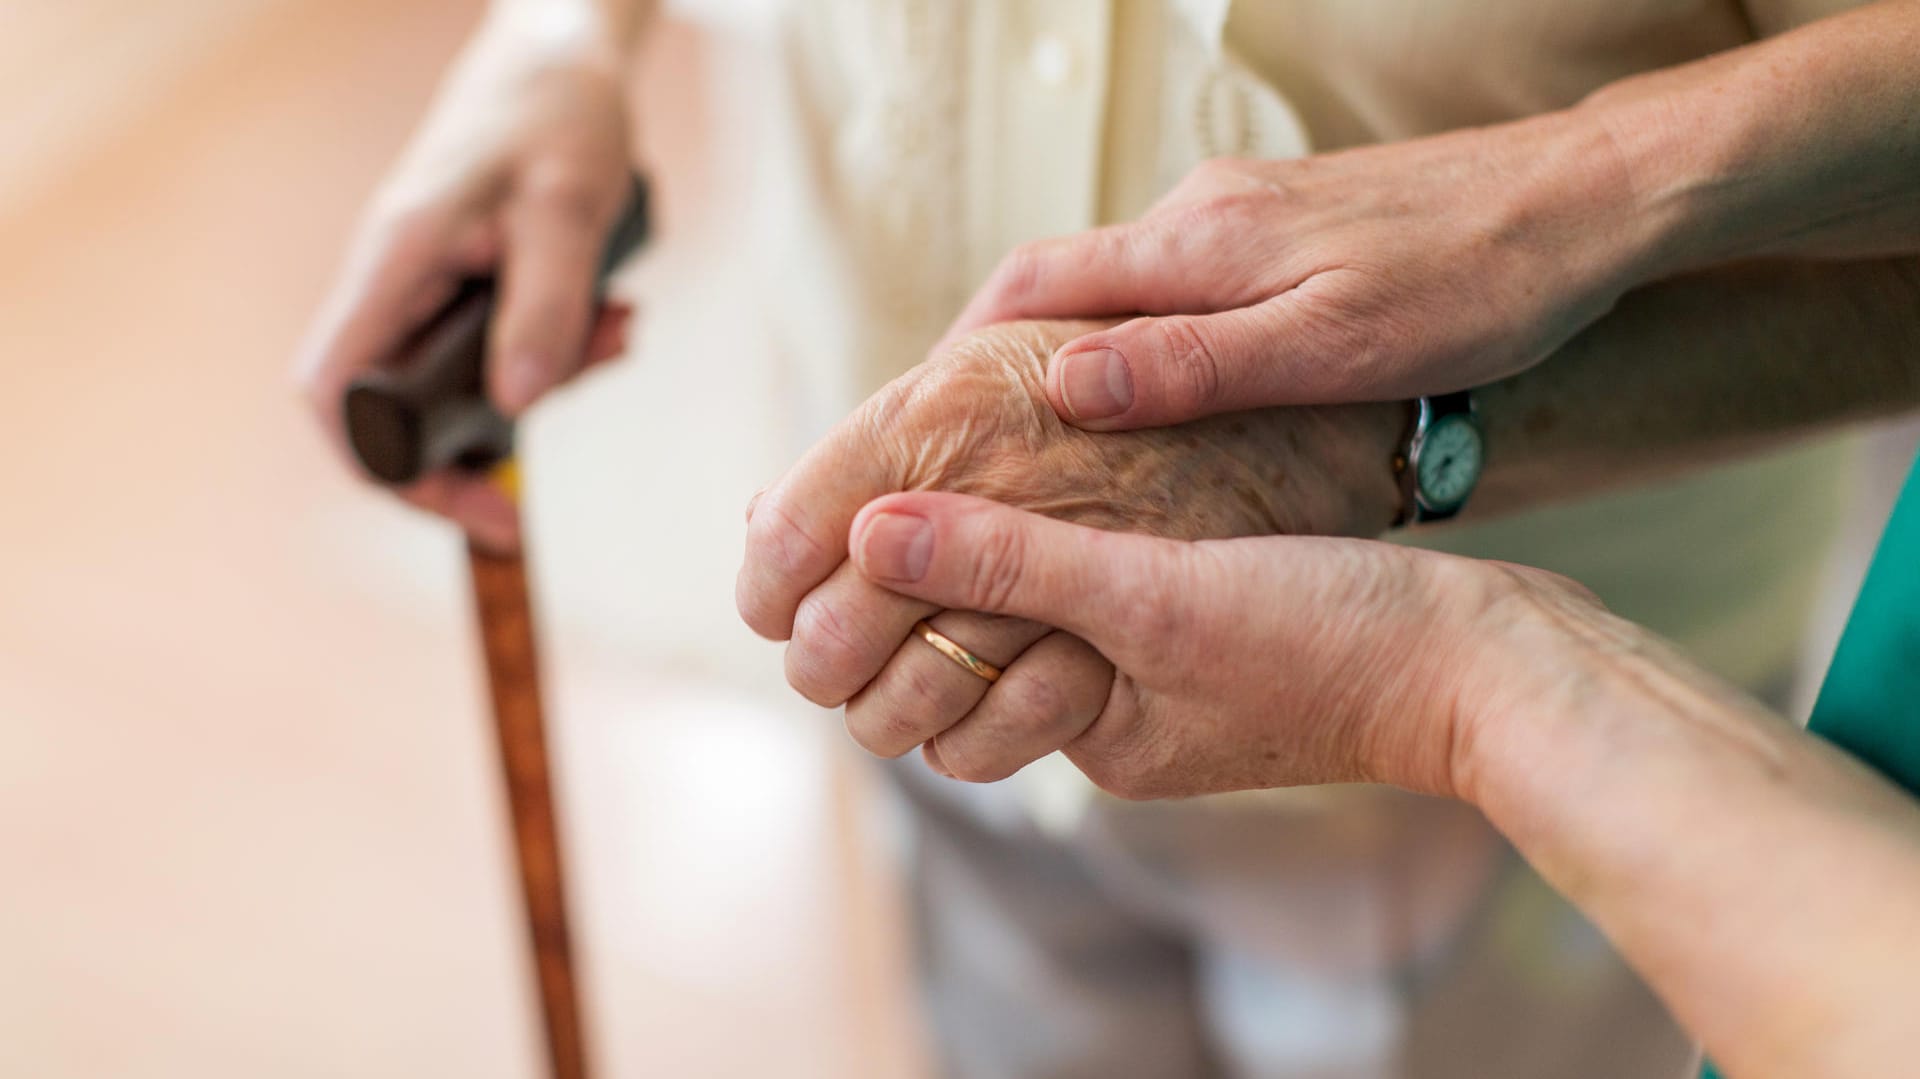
[1391,391,1485,527]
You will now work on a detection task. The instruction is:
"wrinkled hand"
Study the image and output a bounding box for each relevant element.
[294,13,638,549]
[737,320,1403,781]
[946,111,1661,430]
[847,491,1596,800]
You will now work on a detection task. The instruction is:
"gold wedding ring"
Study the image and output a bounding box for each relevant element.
[912,620,1003,683]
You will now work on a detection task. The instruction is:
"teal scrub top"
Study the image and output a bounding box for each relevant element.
[1800,455,1920,791]
[1702,452,1920,1079]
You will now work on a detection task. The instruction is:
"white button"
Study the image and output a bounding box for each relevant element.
[1029,34,1075,86]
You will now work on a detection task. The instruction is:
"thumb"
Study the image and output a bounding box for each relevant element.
[488,176,620,415]
[1046,293,1349,430]
[848,492,1170,653]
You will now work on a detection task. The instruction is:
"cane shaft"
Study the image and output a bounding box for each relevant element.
[468,538,589,1079]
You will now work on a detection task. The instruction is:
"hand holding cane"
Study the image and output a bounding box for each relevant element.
[338,177,650,1079]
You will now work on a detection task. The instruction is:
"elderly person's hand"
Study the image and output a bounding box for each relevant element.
[294,5,640,549]
[736,320,1404,780]
[943,115,1654,431]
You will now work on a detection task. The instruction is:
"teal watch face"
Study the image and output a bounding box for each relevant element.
[1417,414,1484,511]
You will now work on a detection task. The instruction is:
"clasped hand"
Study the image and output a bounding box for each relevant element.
[737,320,1408,785]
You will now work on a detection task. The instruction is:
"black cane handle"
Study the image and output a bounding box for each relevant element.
[342,174,651,485]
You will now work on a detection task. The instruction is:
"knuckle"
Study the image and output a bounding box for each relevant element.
[1122,577,1191,652]
[365,180,437,227]
[782,647,842,708]
[948,756,1017,785]
[1191,156,1244,184]
[984,243,1050,312]
[1179,159,1239,201]
[965,525,1028,613]
[376,204,445,255]
[734,569,790,642]
[934,736,1010,785]
[745,498,825,580]
[845,666,962,758]
[518,167,610,228]
[843,709,909,759]
[895,656,972,717]
[999,673,1073,732]
[788,597,862,690]
[874,702,937,754]
[1149,319,1224,416]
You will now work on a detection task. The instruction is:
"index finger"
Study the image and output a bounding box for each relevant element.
[736,419,908,642]
[295,209,469,443]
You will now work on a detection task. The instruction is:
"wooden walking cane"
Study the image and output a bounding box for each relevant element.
[339,177,651,1079]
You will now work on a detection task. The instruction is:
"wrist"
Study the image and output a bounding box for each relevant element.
[1496,106,1693,301]
[1571,63,1793,278]
[1448,568,1782,841]
[1441,565,1626,811]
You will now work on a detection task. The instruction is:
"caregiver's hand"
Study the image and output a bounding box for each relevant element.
[851,484,1920,1079]
[846,490,1568,798]
[294,6,638,550]
[945,114,1661,431]
[737,321,1403,780]
[954,0,1920,437]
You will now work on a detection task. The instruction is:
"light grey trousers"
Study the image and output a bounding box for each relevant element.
[889,759,1694,1079]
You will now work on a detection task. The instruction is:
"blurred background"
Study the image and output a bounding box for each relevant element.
[0,1,928,1075]
[7,3,1920,1078]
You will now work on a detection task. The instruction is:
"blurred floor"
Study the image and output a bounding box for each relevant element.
[0,1,926,1076]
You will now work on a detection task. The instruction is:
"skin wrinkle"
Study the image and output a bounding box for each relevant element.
[770,4,1920,1067]
[757,497,829,579]
[1462,576,1796,823]
[776,320,1398,759]
[890,322,1399,544]
[1442,568,1920,1079]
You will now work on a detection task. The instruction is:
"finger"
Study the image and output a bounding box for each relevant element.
[943,226,1144,343]
[849,491,1175,654]
[295,209,466,440]
[942,218,1260,345]
[489,173,621,415]
[784,560,939,708]
[397,471,521,553]
[580,301,635,371]
[1044,289,1354,430]
[843,611,1050,759]
[927,630,1114,784]
[736,422,904,641]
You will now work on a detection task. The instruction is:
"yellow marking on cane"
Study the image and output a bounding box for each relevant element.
[489,458,522,504]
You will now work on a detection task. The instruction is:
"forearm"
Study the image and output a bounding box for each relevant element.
[1459,1,1920,517]
[1461,604,1920,1077]
[1581,0,1920,271]
[1470,256,1920,516]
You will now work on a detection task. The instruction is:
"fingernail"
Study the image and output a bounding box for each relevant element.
[1057,348,1132,421]
[499,352,548,413]
[859,512,933,582]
